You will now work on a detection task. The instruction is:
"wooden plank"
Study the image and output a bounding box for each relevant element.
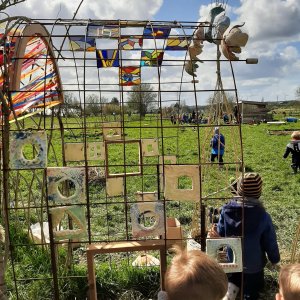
[87,240,165,254]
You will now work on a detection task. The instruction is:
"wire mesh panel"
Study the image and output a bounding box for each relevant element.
[0,15,250,299]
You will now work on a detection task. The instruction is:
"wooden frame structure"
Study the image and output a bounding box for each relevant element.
[87,240,167,300]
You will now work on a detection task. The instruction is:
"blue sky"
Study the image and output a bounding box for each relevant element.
[4,0,300,103]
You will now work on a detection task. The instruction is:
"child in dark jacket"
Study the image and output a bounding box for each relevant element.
[210,173,280,300]
[283,131,300,174]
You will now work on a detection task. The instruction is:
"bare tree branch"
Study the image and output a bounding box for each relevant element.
[0,0,25,11]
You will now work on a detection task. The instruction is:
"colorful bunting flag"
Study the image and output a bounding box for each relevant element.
[69,36,96,51]
[120,66,141,86]
[88,24,120,38]
[143,26,171,39]
[165,37,189,50]
[119,37,143,50]
[96,50,120,68]
[141,50,164,66]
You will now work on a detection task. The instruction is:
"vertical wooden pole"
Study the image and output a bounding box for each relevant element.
[87,252,96,300]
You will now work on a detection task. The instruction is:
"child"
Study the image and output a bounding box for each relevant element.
[210,127,225,165]
[210,172,280,300]
[283,131,300,174]
[276,264,300,300]
[158,246,228,300]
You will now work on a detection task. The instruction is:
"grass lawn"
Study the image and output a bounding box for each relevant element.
[4,116,300,299]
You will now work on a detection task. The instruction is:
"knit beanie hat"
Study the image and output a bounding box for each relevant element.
[237,173,262,198]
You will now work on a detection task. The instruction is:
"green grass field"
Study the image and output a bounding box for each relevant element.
[4,117,300,300]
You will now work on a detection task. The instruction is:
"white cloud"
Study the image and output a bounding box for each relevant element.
[236,0,300,43]
[5,0,163,19]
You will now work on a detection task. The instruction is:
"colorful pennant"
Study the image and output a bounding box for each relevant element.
[96,49,120,68]
[141,50,164,66]
[69,36,96,51]
[165,37,189,50]
[120,66,141,86]
[88,24,120,38]
[119,37,143,50]
[143,26,171,39]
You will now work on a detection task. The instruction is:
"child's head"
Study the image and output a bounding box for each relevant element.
[237,172,262,198]
[276,264,300,300]
[165,247,228,300]
[291,131,300,141]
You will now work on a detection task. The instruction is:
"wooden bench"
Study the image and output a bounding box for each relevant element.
[87,240,167,300]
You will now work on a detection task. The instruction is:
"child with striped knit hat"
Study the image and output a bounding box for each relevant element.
[210,172,280,300]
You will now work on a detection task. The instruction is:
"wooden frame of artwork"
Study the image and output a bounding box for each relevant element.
[105,139,142,178]
[164,165,200,202]
[87,240,167,300]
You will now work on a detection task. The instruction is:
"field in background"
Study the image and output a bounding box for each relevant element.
[5,118,300,300]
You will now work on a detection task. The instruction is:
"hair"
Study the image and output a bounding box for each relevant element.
[237,172,262,198]
[165,246,228,300]
[291,131,300,141]
[279,264,300,300]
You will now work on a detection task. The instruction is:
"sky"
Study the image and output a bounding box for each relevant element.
[3,0,300,103]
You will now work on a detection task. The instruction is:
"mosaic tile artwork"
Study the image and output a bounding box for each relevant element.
[131,201,165,238]
[50,206,87,241]
[9,131,47,169]
[47,167,86,205]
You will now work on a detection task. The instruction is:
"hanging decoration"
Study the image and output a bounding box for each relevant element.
[88,24,120,38]
[96,49,120,68]
[119,66,141,86]
[141,50,164,67]
[69,36,96,51]
[119,37,143,50]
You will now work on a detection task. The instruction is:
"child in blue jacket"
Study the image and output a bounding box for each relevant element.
[210,173,280,300]
[210,127,225,165]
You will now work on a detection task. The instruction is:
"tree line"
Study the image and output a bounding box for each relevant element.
[62,83,157,117]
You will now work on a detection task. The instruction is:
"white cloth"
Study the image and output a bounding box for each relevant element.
[157,291,168,300]
[222,282,240,300]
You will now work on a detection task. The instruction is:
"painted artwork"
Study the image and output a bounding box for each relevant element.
[0,24,63,121]
[119,66,141,86]
[50,206,87,241]
[47,167,86,205]
[131,202,165,238]
[69,36,96,51]
[141,50,164,67]
[165,37,189,50]
[143,26,171,39]
[9,131,47,169]
[88,24,120,38]
[96,49,120,68]
[119,37,143,50]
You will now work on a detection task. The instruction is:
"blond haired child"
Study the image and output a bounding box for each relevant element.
[283,131,300,174]
[158,246,228,300]
[276,264,300,300]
